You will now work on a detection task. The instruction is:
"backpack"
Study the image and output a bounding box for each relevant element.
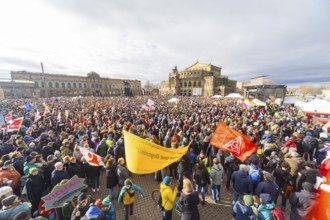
[249,167,261,184]
[271,206,285,220]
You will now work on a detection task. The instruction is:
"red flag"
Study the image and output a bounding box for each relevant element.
[5,111,12,122]
[210,123,258,162]
[79,146,104,166]
[7,117,23,132]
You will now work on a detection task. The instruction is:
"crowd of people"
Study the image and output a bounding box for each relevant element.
[0,96,329,220]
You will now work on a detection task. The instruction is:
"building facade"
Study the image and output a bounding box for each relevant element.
[160,61,236,96]
[4,71,142,99]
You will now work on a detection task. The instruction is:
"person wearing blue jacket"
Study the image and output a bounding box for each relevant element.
[231,164,253,205]
[118,178,144,220]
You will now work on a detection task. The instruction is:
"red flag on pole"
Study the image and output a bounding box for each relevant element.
[7,117,23,132]
[210,123,258,162]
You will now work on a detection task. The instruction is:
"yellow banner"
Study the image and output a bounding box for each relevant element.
[123,130,189,174]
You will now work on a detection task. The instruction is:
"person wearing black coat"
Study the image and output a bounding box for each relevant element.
[83,160,102,192]
[41,143,55,161]
[68,157,85,178]
[51,162,70,188]
[12,151,25,176]
[273,161,292,208]
[42,155,56,191]
[105,158,119,199]
[224,155,239,190]
[179,179,200,220]
[254,172,280,203]
[26,167,45,215]
[296,162,320,191]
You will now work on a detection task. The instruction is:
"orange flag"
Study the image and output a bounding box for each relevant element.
[210,123,258,162]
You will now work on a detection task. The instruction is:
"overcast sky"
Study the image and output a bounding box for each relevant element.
[1,0,330,86]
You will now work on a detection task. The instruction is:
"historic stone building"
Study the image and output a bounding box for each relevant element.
[160,61,236,96]
[3,71,142,99]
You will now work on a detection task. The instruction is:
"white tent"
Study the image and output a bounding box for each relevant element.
[168,97,180,103]
[252,99,266,106]
[303,99,330,113]
[212,95,223,98]
[225,93,243,98]
[283,97,299,105]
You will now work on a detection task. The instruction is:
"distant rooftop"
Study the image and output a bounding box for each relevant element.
[0,78,35,84]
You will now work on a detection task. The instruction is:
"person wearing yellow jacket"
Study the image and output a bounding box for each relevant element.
[160,176,178,220]
[118,178,144,220]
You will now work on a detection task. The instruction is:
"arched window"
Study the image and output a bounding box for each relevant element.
[184,82,187,87]
[79,83,82,88]
[180,82,182,87]
[193,81,196,86]
[104,85,107,89]
[92,84,94,88]
[188,82,191,87]
[68,83,71,88]
[55,82,59,88]
[109,84,111,89]
[95,84,98,89]
[84,84,87,88]
[48,82,53,88]
[198,81,202,86]
[73,83,76,88]
[62,82,65,88]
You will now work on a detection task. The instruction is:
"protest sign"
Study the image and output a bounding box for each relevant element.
[42,175,86,210]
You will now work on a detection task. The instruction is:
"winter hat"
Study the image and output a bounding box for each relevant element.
[1,195,17,207]
[263,171,274,182]
[257,149,264,155]
[118,158,125,165]
[260,193,272,204]
[26,155,35,163]
[163,176,171,186]
[102,197,111,207]
[3,160,13,167]
[0,186,13,197]
[124,179,133,187]
[302,182,315,192]
[29,167,38,175]
[94,199,102,209]
[243,195,254,207]
[85,206,100,219]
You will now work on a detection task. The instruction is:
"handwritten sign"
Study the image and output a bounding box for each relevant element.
[42,175,86,210]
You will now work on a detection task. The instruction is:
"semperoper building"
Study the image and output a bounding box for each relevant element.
[1,71,142,99]
[160,61,236,96]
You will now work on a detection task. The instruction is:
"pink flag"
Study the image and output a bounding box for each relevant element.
[7,117,23,132]
[79,146,104,167]
[44,108,50,117]
[57,112,61,122]
[34,110,42,122]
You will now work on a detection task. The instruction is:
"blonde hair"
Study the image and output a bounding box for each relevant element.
[183,179,194,194]
[118,157,125,165]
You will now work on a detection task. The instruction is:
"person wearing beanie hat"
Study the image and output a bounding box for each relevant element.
[160,176,178,219]
[118,178,144,220]
[289,182,318,220]
[232,195,256,220]
[101,197,116,220]
[257,193,275,220]
[0,194,30,219]
[23,155,38,176]
[26,164,44,215]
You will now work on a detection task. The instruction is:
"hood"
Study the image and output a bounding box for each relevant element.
[236,170,248,178]
[262,202,275,210]
[160,182,171,193]
[236,201,253,214]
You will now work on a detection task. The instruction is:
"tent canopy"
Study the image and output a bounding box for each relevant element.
[225,93,243,98]
[252,98,266,106]
[212,95,223,98]
[168,97,180,103]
